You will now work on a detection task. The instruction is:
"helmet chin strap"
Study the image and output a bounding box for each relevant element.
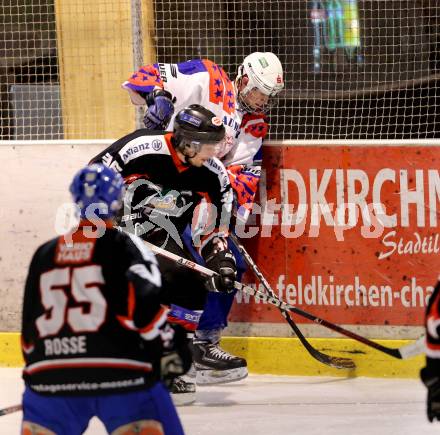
[178,141,199,164]
[174,135,199,164]
[235,78,252,113]
[238,89,262,114]
[236,76,265,114]
[183,147,197,164]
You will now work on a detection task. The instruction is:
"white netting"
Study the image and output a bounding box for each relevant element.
[1,0,137,140]
[1,1,440,140]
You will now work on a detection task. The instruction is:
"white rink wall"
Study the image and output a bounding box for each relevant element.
[0,140,427,379]
[0,140,429,341]
[0,142,109,331]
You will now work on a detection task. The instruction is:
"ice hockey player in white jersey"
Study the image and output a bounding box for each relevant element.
[122,52,284,386]
[123,52,283,167]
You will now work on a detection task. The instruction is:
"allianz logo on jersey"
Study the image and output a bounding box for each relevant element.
[120,139,163,163]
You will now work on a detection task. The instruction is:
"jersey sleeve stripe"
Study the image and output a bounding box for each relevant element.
[117,305,169,341]
[176,59,208,75]
[126,233,158,265]
[24,358,153,375]
[126,65,163,92]
[129,263,162,288]
[139,305,169,340]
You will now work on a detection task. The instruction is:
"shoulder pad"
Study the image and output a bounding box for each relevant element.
[204,157,230,191]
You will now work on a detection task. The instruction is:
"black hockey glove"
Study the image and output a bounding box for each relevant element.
[203,238,237,293]
[143,89,175,130]
[160,323,192,387]
[421,367,440,422]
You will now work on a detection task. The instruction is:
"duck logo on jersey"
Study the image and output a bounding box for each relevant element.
[123,178,194,249]
[148,192,178,212]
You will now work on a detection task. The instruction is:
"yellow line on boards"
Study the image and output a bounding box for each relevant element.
[0,333,424,378]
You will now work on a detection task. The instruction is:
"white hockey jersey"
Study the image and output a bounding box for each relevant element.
[122,59,269,167]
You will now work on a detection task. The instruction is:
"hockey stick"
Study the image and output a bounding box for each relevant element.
[228,234,354,369]
[398,335,425,359]
[144,240,421,361]
[0,404,22,416]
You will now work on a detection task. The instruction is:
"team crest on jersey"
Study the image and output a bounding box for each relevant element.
[211,116,222,126]
[152,139,162,151]
[150,193,177,210]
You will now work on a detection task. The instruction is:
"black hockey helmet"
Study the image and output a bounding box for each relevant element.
[173,104,225,156]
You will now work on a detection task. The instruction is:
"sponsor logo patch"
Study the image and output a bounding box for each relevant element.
[56,241,94,264]
[158,63,167,82]
[180,112,202,127]
[259,57,269,68]
[211,116,222,126]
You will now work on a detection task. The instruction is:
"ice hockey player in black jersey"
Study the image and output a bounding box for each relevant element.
[123,53,284,387]
[21,164,190,435]
[90,104,238,405]
[421,280,440,422]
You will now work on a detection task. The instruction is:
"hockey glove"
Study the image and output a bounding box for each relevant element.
[204,245,237,293]
[160,323,192,387]
[143,89,175,130]
[421,367,440,422]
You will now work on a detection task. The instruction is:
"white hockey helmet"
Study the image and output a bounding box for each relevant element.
[236,52,284,113]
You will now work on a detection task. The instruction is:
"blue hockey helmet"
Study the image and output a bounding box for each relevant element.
[70,164,124,219]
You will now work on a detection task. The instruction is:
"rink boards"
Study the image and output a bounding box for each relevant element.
[0,332,424,378]
[0,140,437,377]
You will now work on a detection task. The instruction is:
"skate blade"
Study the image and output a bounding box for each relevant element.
[196,367,248,385]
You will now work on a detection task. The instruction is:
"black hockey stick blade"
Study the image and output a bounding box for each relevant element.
[282,311,355,369]
[0,404,22,416]
[227,234,355,370]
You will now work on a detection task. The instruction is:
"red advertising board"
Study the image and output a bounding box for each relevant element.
[230,145,440,326]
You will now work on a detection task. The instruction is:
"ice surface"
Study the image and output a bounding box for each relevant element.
[0,368,437,435]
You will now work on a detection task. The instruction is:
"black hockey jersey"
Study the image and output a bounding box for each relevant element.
[424,281,440,369]
[21,223,167,396]
[90,129,233,251]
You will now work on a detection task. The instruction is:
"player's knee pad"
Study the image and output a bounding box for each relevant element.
[112,420,164,435]
[22,421,56,435]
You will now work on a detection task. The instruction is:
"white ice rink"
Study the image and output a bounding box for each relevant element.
[0,368,438,435]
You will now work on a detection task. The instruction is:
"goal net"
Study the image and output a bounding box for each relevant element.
[1,0,439,140]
